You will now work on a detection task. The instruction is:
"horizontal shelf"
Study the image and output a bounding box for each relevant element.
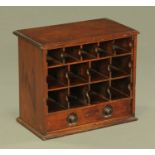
[48,75,67,89]
[47,78,131,113]
[47,55,132,91]
[111,74,131,81]
[48,52,132,69]
[47,97,133,116]
[48,74,131,91]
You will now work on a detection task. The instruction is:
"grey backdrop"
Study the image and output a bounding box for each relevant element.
[0,6,155,148]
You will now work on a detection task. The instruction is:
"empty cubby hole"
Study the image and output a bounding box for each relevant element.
[98,40,114,57]
[90,82,110,104]
[64,46,81,63]
[112,37,132,55]
[81,43,98,60]
[47,89,69,113]
[47,48,63,66]
[110,77,131,100]
[111,55,131,78]
[48,67,68,90]
[90,59,110,82]
[69,62,89,85]
[68,85,90,108]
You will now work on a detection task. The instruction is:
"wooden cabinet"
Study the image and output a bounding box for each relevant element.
[13,18,139,140]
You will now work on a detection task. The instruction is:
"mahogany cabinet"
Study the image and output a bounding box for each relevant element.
[13,18,139,140]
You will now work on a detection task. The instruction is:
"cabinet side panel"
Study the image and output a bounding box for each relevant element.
[18,38,46,134]
[132,35,138,115]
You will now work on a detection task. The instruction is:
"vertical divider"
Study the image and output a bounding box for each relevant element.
[128,58,132,98]
[87,60,91,105]
[66,52,71,109]
[96,42,100,58]
[109,57,112,87]
[68,64,71,108]
[61,48,66,64]
[44,50,49,115]
[108,56,112,101]
[108,40,115,101]
[80,45,83,61]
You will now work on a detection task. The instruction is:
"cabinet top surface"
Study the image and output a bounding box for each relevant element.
[13,18,139,50]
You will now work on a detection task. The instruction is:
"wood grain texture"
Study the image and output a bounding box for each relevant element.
[14,18,139,140]
[18,38,46,134]
[46,98,132,131]
[17,116,137,140]
[13,18,139,50]
[131,35,138,116]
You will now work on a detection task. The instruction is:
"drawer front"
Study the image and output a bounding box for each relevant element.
[46,99,132,132]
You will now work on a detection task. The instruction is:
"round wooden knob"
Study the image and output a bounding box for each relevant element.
[67,113,78,125]
[103,105,113,117]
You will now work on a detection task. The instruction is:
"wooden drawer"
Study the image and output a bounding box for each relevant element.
[46,98,132,132]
